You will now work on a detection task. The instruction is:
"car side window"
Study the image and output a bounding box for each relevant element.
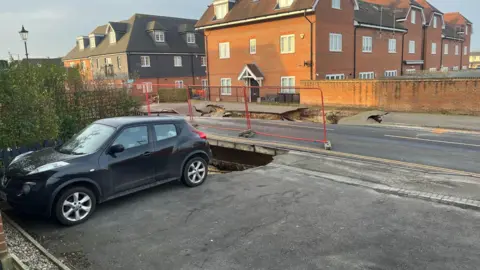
[112,126,149,150]
[154,124,177,141]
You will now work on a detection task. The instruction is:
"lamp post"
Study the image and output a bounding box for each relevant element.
[19,25,29,61]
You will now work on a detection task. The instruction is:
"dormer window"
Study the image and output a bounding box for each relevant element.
[109,31,116,44]
[154,31,165,42]
[278,0,294,9]
[90,36,96,48]
[215,4,228,20]
[187,33,196,44]
[77,38,85,51]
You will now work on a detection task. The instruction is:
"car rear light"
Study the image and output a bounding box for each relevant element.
[193,129,207,139]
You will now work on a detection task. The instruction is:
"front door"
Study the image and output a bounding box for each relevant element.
[108,125,156,193]
[250,79,260,102]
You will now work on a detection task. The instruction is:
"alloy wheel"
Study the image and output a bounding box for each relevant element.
[188,161,206,184]
[62,192,92,222]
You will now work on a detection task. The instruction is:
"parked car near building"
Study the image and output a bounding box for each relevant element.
[0,116,211,226]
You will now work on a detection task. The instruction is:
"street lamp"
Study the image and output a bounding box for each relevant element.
[19,25,29,61]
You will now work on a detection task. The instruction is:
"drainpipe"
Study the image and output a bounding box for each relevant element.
[460,40,464,68]
[440,39,444,68]
[303,10,314,80]
[353,26,358,78]
[203,31,211,100]
[421,25,427,70]
[400,32,406,76]
[190,55,195,85]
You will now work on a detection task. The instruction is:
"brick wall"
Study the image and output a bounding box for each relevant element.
[424,15,443,71]
[442,39,463,70]
[301,79,480,114]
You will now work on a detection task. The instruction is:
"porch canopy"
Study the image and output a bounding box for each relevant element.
[237,63,264,84]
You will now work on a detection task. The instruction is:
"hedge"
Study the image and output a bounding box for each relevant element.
[157,88,188,102]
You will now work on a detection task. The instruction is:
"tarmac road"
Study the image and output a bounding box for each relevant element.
[193,117,480,174]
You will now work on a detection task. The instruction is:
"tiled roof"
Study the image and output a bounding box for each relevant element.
[355,1,407,30]
[414,0,442,24]
[63,14,204,60]
[361,0,422,19]
[444,12,472,25]
[195,0,316,28]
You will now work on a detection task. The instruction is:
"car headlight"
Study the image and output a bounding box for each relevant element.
[9,151,33,166]
[27,161,70,175]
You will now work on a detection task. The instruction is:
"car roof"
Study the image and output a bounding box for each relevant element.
[94,115,185,128]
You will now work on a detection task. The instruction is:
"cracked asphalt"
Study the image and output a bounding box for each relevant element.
[5,153,480,270]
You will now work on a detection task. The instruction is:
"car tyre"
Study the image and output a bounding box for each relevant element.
[181,157,208,187]
[54,186,96,226]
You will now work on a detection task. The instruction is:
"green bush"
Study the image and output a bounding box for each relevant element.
[157,88,188,102]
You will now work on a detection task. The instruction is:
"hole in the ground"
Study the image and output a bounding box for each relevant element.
[210,145,274,174]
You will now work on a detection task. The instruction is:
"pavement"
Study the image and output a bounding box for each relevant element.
[381,112,480,131]
[5,152,480,270]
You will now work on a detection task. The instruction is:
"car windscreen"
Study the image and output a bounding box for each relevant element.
[57,123,116,155]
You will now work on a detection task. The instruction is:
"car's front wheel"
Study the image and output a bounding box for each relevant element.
[181,157,208,187]
[54,186,96,226]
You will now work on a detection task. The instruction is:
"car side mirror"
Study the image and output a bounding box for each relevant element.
[108,144,125,155]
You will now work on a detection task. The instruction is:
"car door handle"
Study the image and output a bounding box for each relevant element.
[142,152,152,157]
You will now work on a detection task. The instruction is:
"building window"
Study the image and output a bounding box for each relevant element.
[411,10,416,24]
[202,79,208,89]
[280,34,295,54]
[220,78,232,95]
[452,66,459,71]
[142,82,153,93]
[174,56,182,67]
[105,58,112,66]
[175,80,184,88]
[78,40,84,51]
[95,58,99,69]
[429,68,437,72]
[219,42,230,59]
[455,45,459,55]
[201,56,207,66]
[464,46,468,55]
[362,36,372,52]
[329,33,342,52]
[409,40,415,54]
[154,31,165,42]
[406,69,416,74]
[444,44,449,55]
[466,25,469,35]
[187,33,195,44]
[384,70,397,77]
[433,16,437,28]
[359,72,375,79]
[280,76,295,93]
[325,74,345,80]
[431,43,437,55]
[109,32,116,44]
[140,56,150,67]
[441,66,449,72]
[388,39,396,53]
[250,39,256,54]
[215,4,228,20]
[117,56,122,69]
[462,66,467,70]
[278,0,294,9]
[90,37,96,48]
[332,0,340,9]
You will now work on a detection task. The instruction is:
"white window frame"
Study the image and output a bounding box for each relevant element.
[388,39,396,53]
[142,82,153,93]
[359,72,375,79]
[186,33,196,44]
[409,40,415,54]
[174,56,182,67]
[441,66,449,72]
[384,70,397,77]
[362,36,372,53]
[117,56,122,69]
[455,45,459,55]
[78,39,84,51]
[405,69,416,74]
[452,66,459,71]
[411,10,416,24]
[332,0,341,9]
[464,46,468,55]
[175,80,184,88]
[433,16,437,28]
[219,42,230,59]
[325,74,345,80]
[90,37,96,48]
[140,56,150,67]
[466,25,469,35]
[201,79,208,88]
[431,43,437,55]
[280,76,295,93]
[201,56,207,67]
[250,39,257,54]
[444,44,449,55]
[278,0,294,9]
[462,66,468,70]
[215,4,228,20]
[329,33,342,52]
[220,78,232,95]
[429,68,437,72]
[109,31,116,44]
[280,34,295,54]
[154,31,165,43]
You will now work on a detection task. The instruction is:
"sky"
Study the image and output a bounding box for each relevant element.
[0,0,477,60]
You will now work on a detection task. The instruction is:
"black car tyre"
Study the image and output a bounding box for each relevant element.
[181,157,208,187]
[54,186,97,226]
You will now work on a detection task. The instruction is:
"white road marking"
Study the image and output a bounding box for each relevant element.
[384,135,480,147]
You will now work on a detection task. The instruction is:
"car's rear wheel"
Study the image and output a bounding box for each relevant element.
[181,157,208,187]
[54,186,96,226]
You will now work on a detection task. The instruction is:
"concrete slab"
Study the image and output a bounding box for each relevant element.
[4,153,480,270]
